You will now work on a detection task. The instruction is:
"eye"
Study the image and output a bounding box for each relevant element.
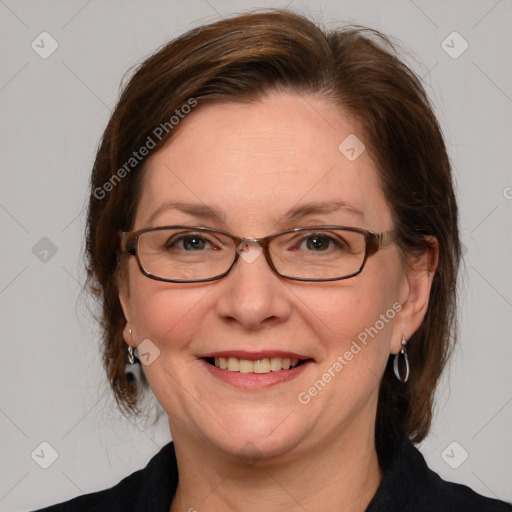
[303,234,331,251]
[298,233,347,252]
[166,234,214,251]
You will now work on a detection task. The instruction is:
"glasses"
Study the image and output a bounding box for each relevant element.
[118,225,396,283]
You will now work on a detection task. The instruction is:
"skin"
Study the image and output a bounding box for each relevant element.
[119,91,437,512]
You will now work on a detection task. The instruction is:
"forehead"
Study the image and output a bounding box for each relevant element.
[135,92,392,234]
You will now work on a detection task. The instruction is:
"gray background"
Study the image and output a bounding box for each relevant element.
[1,0,511,510]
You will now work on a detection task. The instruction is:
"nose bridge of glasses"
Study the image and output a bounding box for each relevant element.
[233,234,289,281]
[240,237,260,244]
[235,237,266,265]
[235,234,275,251]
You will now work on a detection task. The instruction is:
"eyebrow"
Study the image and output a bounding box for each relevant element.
[147,201,225,225]
[278,200,364,223]
[146,199,364,226]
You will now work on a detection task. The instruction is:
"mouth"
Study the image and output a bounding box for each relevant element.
[204,356,308,373]
[199,351,314,389]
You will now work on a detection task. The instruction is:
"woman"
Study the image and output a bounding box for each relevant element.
[36,9,511,512]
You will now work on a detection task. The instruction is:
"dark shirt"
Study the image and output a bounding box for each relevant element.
[34,439,511,511]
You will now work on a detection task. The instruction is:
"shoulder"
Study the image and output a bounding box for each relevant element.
[32,442,178,512]
[368,438,511,512]
[420,459,512,512]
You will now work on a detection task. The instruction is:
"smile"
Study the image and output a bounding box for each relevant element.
[210,356,302,373]
[200,351,314,389]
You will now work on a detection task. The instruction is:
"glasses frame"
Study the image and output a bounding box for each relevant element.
[118,225,396,283]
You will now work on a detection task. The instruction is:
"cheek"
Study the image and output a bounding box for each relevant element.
[127,277,217,422]
[296,272,401,387]
[292,281,400,425]
[130,281,210,352]
[125,254,207,346]
[304,282,397,347]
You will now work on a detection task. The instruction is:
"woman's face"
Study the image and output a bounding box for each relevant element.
[120,91,429,461]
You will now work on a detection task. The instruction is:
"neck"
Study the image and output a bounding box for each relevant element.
[169,418,382,512]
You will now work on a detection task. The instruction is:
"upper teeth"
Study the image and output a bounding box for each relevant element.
[214,357,300,373]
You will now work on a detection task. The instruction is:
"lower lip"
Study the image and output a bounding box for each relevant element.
[201,359,313,389]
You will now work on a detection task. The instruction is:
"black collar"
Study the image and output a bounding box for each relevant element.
[118,439,511,512]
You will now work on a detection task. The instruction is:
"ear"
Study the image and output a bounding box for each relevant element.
[390,236,439,354]
[118,271,135,347]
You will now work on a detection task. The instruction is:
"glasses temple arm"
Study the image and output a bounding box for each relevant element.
[378,230,396,248]
[118,232,137,255]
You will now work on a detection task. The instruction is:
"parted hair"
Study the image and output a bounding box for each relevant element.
[85,9,461,459]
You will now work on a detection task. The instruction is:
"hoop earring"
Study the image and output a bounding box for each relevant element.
[393,335,410,383]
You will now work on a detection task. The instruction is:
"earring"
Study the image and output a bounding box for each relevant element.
[393,335,410,383]
[125,328,140,380]
[127,346,135,365]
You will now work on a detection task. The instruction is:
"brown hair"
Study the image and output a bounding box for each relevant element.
[85,9,460,456]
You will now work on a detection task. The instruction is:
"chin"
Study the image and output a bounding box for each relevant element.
[203,413,309,464]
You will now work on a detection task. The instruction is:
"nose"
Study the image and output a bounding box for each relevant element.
[215,243,292,330]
